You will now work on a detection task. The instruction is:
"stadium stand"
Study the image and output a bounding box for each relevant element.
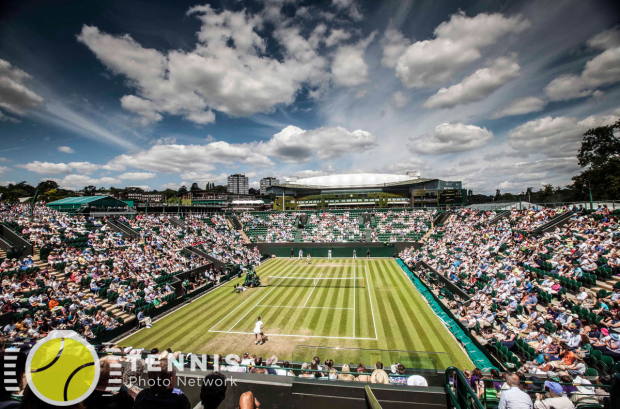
[400,205,620,379]
[0,202,617,409]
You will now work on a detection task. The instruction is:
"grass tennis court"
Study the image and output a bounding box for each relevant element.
[121,258,471,369]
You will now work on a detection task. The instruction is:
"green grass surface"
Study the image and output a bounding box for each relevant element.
[121,258,471,369]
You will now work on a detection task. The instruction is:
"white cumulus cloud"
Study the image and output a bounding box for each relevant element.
[50,175,122,190]
[0,59,44,119]
[424,55,520,109]
[17,161,100,175]
[491,97,547,119]
[508,113,619,156]
[408,123,493,155]
[57,146,75,154]
[387,12,529,88]
[118,172,157,180]
[106,141,273,173]
[78,4,330,125]
[331,32,377,87]
[544,28,620,101]
[259,125,377,163]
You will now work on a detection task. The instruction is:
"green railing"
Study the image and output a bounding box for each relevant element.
[445,367,484,409]
[364,385,382,409]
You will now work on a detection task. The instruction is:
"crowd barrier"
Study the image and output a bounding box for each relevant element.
[247,242,422,258]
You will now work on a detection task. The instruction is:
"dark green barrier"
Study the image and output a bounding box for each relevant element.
[270,246,397,258]
[402,260,500,370]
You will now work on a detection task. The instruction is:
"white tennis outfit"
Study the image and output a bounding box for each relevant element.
[254,320,263,334]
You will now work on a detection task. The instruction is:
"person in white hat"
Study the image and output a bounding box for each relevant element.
[407,375,428,386]
[570,377,599,407]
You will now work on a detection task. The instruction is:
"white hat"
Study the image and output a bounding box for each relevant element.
[575,377,595,395]
[407,375,428,386]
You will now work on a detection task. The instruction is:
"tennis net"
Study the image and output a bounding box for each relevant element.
[265,276,365,288]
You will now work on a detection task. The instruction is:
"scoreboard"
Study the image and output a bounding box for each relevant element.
[438,189,465,206]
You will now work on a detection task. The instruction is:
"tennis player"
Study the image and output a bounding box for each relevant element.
[254,316,264,345]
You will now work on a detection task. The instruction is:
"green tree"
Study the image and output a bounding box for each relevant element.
[37,180,59,192]
[83,185,97,195]
[126,186,145,193]
[162,189,177,200]
[573,120,620,198]
[540,184,554,202]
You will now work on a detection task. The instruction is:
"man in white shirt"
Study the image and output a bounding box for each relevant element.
[254,316,264,345]
[498,373,533,409]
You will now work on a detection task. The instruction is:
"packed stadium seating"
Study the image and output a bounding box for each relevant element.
[239,211,300,242]
[400,205,620,379]
[301,211,361,242]
[0,202,617,407]
[370,209,434,242]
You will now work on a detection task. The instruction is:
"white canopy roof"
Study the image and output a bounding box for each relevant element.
[292,173,416,188]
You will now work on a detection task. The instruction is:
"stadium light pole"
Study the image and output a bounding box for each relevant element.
[585,180,593,210]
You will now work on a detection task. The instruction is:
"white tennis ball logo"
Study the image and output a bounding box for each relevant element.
[26,330,100,406]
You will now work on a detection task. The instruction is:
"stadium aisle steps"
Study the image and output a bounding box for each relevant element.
[364,228,372,242]
[294,228,303,242]
[235,218,250,242]
[421,228,433,241]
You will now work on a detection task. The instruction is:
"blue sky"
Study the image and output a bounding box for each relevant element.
[0,0,619,193]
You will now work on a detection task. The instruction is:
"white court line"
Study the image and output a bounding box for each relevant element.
[353,265,356,338]
[207,286,265,332]
[207,260,294,333]
[208,329,377,341]
[365,264,378,339]
[256,305,353,310]
[225,263,299,333]
[301,271,322,308]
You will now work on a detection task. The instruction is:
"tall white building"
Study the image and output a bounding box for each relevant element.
[260,177,279,195]
[227,174,249,195]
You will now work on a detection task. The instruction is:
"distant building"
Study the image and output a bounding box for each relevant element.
[267,173,464,209]
[260,177,279,195]
[227,174,249,195]
[115,191,164,203]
